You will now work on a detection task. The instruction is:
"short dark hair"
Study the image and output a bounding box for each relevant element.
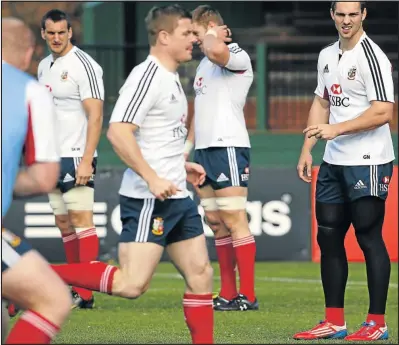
[192,5,224,27]
[331,1,366,13]
[41,9,71,30]
[145,4,191,46]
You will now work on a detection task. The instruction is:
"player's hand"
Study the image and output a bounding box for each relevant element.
[208,25,232,43]
[297,150,313,183]
[148,177,181,201]
[75,159,93,186]
[185,162,206,187]
[303,124,340,140]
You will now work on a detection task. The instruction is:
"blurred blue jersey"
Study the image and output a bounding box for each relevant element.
[1,62,59,217]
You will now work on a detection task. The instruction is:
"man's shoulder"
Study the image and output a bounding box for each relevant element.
[70,47,103,72]
[319,40,338,58]
[358,36,390,65]
[3,63,36,87]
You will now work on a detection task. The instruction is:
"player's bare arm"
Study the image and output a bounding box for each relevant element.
[305,101,393,139]
[202,25,232,66]
[14,163,60,196]
[185,161,206,187]
[107,122,180,201]
[184,114,195,160]
[297,95,329,183]
[76,98,103,186]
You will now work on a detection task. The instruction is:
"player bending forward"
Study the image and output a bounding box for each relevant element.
[2,17,71,344]
[294,1,395,341]
[38,9,105,308]
[50,5,214,344]
[185,5,258,311]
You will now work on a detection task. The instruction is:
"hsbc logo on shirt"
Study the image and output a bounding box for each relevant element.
[194,77,207,96]
[329,84,349,107]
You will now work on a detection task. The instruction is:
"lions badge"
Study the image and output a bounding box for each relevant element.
[347,66,357,80]
[61,70,68,81]
[152,217,164,236]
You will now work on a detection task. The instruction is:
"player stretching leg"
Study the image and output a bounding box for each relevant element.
[2,17,71,344]
[50,5,214,344]
[39,9,104,309]
[294,1,394,341]
[185,5,257,311]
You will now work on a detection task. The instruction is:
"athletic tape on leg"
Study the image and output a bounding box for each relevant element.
[216,197,247,210]
[48,189,68,215]
[63,186,94,211]
[200,198,219,211]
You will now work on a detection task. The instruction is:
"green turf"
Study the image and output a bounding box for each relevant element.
[9,262,398,344]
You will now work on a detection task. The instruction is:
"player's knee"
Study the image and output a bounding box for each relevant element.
[351,197,386,252]
[55,215,71,234]
[185,260,213,294]
[117,278,150,299]
[204,212,227,236]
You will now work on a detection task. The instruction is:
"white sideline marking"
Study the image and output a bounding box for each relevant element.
[154,273,398,289]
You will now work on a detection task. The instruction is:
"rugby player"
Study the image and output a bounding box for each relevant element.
[38,9,105,308]
[2,17,71,344]
[185,5,258,311]
[295,1,395,341]
[50,5,214,343]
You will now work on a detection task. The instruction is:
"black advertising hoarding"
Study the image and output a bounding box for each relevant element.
[3,168,311,262]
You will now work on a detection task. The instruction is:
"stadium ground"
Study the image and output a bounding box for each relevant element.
[9,262,398,344]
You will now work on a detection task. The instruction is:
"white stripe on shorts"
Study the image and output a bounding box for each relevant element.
[227,147,240,186]
[135,198,155,243]
[2,238,22,269]
[370,165,378,197]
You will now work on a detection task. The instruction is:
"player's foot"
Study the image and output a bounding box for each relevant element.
[7,301,20,318]
[71,290,95,309]
[234,293,259,311]
[293,320,347,340]
[213,295,236,311]
[345,321,388,341]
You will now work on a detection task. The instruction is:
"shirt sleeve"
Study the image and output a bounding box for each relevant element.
[224,44,252,72]
[314,52,329,100]
[24,81,60,166]
[74,51,105,101]
[360,42,394,103]
[109,62,159,127]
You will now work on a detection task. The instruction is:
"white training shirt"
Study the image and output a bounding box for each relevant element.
[110,55,189,199]
[38,46,105,158]
[193,43,253,149]
[315,32,395,166]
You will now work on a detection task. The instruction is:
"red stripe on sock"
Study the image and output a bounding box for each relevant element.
[367,313,385,326]
[215,236,237,300]
[5,310,60,344]
[233,236,256,302]
[183,294,214,344]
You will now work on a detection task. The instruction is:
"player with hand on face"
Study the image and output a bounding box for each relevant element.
[295,1,395,341]
[186,5,257,312]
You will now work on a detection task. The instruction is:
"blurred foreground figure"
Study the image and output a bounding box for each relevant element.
[2,17,71,344]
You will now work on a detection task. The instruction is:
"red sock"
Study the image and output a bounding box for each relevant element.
[367,313,385,326]
[215,236,237,300]
[5,310,60,344]
[73,227,99,300]
[325,307,345,326]
[51,261,117,294]
[61,232,79,263]
[183,293,214,344]
[233,235,256,302]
